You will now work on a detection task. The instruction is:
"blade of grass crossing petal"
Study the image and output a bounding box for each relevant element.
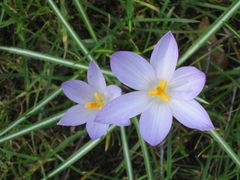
[73,0,98,42]
[178,0,240,65]
[133,118,154,180]
[44,125,116,179]
[0,113,63,144]
[47,0,93,60]
[0,47,113,76]
[209,129,240,168]
[120,127,134,180]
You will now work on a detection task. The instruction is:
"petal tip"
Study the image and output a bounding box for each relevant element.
[164,31,175,40]
[89,60,97,68]
[88,134,101,141]
[202,123,215,131]
[57,120,68,126]
[145,138,165,146]
[61,81,68,89]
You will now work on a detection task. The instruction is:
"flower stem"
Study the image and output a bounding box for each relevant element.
[120,127,134,180]
[133,118,154,180]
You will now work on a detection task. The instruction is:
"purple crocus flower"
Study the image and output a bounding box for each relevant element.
[95,32,214,146]
[58,61,130,140]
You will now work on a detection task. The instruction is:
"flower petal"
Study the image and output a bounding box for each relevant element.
[96,91,152,124]
[111,51,155,90]
[87,61,106,94]
[114,119,131,126]
[139,103,172,146]
[86,120,109,140]
[105,85,122,101]
[168,66,206,100]
[61,80,95,104]
[150,32,178,80]
[169,99,214,131]
[58,104,97,126]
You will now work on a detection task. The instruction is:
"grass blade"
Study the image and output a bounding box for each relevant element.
[209,129,240,168]
[73,0,98,42]
[178,0,240,65]
[0,73,80,136]
[133,118,154,180]
[0,88,62,136]
[0,112,63,144]
[0,46,113,76]
[44,125,116,179]
[120,127,134,180]
[47,0,93,60]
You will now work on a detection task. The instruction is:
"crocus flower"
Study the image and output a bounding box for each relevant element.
[96,32,214,146]
[58,61,130,140]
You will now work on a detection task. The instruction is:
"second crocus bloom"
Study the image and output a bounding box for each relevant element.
[96,32,214,146]
[58,61,130,140]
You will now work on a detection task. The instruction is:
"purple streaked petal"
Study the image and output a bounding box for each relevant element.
[169,99,214,131]
[58,104,97,126]
[86,120,109,140]
[150,32,178,81]
[96,91,152,124]
[105,85,122,100]
[61,80,95,104]
[168,66,206,100]
[87,61,106,94]
[111,51,155,90]
[139,103,172,146]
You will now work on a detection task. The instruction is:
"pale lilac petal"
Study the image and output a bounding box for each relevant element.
[169,99,214,131]
[150,32,178,80]
[87,61,106,93]
[168,66,206,100]
[96,91,152,124]
[139,103,172,146]
[61,80,95,104]
[58,104,97,126]
[105,85,122,101]
[114,119,131,126]
[86,120,109,140]
[111,51,155,90]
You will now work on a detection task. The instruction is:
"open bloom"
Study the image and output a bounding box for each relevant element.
[58,61,130,140]
[96,32,214,146]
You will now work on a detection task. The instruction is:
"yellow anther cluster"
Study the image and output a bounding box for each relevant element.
[148,80,170,102]
[84,92,104,110]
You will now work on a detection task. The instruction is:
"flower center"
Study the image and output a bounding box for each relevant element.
[84,92,104,110]
[148,80,170,102]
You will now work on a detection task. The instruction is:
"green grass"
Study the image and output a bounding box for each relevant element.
[0,0,240,179]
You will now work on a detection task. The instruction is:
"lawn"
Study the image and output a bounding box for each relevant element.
[0,0,240,179]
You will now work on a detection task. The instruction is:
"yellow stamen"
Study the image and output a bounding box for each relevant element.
[148,80,170,102]
[84,92,104,110]
[94,92,104,104]
[84,102,102,109]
